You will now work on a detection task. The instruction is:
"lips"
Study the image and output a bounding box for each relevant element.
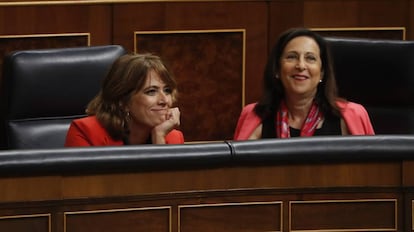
[291,74,308,80]
[152,109,168,114]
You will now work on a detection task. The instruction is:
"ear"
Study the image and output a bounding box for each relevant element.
[119,102,129,113]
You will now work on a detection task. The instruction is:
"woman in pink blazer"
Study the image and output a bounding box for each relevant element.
[234,28,374,140]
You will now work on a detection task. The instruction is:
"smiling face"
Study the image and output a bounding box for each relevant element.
[279,36,322,98]
[126,69,173,130]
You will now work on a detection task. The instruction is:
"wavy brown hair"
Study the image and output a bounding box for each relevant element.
[86,53,178,140]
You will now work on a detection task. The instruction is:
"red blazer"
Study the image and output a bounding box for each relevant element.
[65,116,184,146]
[234,101,375,140]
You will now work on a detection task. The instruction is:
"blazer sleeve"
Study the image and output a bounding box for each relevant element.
[64,116,123,147]
[233,107,249,140]
[64,120,95,146]
[165,129,184,144]
[66,117,184,146]
[339,101,375,135]
[233,103,261,140]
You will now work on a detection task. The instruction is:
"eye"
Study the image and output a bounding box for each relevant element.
[163,87,173,95]
[284,53,298,61]
[144,88,157,96]
[305,54,318,63]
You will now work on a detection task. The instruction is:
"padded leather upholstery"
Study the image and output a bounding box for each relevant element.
[230,135,414,164]
[0,135,414,176]
[326,37,414,134]
[0,141,232,175]
[1,45,127,149]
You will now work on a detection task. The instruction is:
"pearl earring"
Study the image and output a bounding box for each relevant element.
[126,111,131,122]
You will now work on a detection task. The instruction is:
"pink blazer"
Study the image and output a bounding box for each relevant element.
[234,101,375,140]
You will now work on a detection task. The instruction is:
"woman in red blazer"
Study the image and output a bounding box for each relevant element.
[65,53,184,146]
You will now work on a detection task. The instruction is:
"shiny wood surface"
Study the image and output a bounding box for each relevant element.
[0,158,411,231]
[0,161,401,202]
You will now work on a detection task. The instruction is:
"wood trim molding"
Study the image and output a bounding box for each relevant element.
[178,201,283,232]
[0,0,249,6]
[64,206,172,232]
[0,33,91,44]
[0,213,51,232]
[311,27,406,40]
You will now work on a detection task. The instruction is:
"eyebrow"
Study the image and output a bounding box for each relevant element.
[142,84,170,91]
[285,51,317,54]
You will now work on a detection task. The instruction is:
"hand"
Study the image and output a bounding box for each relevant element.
[152,107,181,144]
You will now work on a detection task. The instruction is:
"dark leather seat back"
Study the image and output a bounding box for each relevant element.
[326,37,414,134]
[1,45,127,149]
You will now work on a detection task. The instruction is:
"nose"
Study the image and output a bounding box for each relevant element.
[158,91,168,105]
[295,57,306,70]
